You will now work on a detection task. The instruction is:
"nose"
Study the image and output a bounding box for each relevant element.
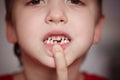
[45,5,68,24]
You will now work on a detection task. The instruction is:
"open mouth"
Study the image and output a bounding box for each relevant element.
[44,36,71,44]
[42,31,72,51]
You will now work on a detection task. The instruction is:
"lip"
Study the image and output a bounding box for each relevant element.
[42,30,72,52]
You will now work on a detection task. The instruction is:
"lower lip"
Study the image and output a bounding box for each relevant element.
[43,42,70,52]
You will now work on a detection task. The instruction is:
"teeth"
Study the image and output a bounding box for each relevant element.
[57,36,61,40]
[48,37,52,41]
[44,36,70,44]
[52,36,56,41]
[46,40,50,44]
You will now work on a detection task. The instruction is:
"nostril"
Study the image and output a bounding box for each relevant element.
[60,20,64,22]
[48,19,65,24]
[49,20,53,22]
[45,11,68,24]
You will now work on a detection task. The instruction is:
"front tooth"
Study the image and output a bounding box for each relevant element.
[61,40,64,44]
[60,37,64,44]
[50,39,54,44]
[57,36,61,40]
[65,38,68,41]
[47,40,51,44]
[52,36,56,41]
[48,37,52,41]
[64,40,69,43]
[64,40,67,43]
[62,36,64,39]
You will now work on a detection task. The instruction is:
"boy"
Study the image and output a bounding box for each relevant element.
[1,0,106,80]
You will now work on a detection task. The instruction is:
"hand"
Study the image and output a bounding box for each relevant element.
[52,44,68,80]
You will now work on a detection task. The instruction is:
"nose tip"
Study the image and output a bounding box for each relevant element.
[46,15,67,24]
[45,9,68,24]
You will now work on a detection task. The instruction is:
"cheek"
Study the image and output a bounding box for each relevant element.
[70,9,95,41]
[75,17,95,48]
[66,9,96,61]
[13,9,46,50]
[16,17,39,43]
[13,10,57,67]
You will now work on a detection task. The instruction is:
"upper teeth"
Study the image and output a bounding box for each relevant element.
[44,36,70,44]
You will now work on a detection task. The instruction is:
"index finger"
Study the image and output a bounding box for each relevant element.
[52,44,68,80]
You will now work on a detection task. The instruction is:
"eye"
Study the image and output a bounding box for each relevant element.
[27,0,44,5]
[68,0,85,5]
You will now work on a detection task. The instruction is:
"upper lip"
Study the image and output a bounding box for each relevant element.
[42,30,72,42]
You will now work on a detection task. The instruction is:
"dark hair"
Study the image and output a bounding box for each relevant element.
[98,0,103,18]
[14,43,22,65]
[5,0,103,65]
[5,0,13,22]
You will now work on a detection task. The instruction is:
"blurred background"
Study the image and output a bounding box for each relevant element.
[0,0,120,79]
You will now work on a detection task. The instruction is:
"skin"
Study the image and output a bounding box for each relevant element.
[52,44,68,80]
[6,0,104,80]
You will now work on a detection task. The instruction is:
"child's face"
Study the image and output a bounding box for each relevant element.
[7,0,104,68]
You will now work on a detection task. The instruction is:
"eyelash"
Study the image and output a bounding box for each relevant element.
[26,0,85,6]
[68,0,85,5]
[26,0,44,5]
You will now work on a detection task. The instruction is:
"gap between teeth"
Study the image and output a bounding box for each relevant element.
[44,36,70,44]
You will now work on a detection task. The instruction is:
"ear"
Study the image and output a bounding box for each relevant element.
[93,15,105,44]
[6,18,17,43]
